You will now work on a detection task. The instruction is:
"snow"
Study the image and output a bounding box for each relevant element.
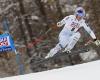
[1,60,100,80]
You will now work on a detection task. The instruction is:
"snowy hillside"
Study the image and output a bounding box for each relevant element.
[1,60,100,80]
[0,0,100,78]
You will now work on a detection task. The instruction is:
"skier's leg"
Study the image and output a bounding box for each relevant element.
[45,43,62,58]
[45,35,69,58]
[63,32,81,52]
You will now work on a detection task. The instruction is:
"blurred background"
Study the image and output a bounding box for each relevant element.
[0,0,100,78]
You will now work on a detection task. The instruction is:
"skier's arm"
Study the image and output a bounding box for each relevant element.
[82,22,96,40]
[57,16,69,27]
[82,22,100,46]
[82,22,99,46]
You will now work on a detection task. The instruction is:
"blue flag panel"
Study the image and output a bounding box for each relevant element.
[0,33,15,52]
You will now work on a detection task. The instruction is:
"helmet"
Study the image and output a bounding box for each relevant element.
[75,7,85,17]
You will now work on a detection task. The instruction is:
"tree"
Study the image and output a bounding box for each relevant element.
[17,0,33,41]
[85,0,100,38]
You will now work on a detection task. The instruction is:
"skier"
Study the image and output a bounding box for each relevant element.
[45,7,100,59]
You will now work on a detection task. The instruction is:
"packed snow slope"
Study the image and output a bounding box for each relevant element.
[1,60,100,80]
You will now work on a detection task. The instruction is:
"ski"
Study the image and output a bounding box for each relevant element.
[30,44,93,66]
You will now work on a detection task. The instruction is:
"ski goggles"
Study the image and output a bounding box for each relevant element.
[77,10,84,17]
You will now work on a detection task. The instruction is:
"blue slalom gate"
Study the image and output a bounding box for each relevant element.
[0,17,24,75]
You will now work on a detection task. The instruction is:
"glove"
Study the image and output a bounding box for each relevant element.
[57,20,65,27]
[57,22,62,27]
[94,39,100,46]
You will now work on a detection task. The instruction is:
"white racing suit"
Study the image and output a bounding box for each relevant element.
[45,15,96,58]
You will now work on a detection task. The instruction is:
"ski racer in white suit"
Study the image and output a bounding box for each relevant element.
[45,7,100,59]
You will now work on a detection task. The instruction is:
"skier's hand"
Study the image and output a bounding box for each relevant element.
[57,22,62,27]
[94,39,100,46]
